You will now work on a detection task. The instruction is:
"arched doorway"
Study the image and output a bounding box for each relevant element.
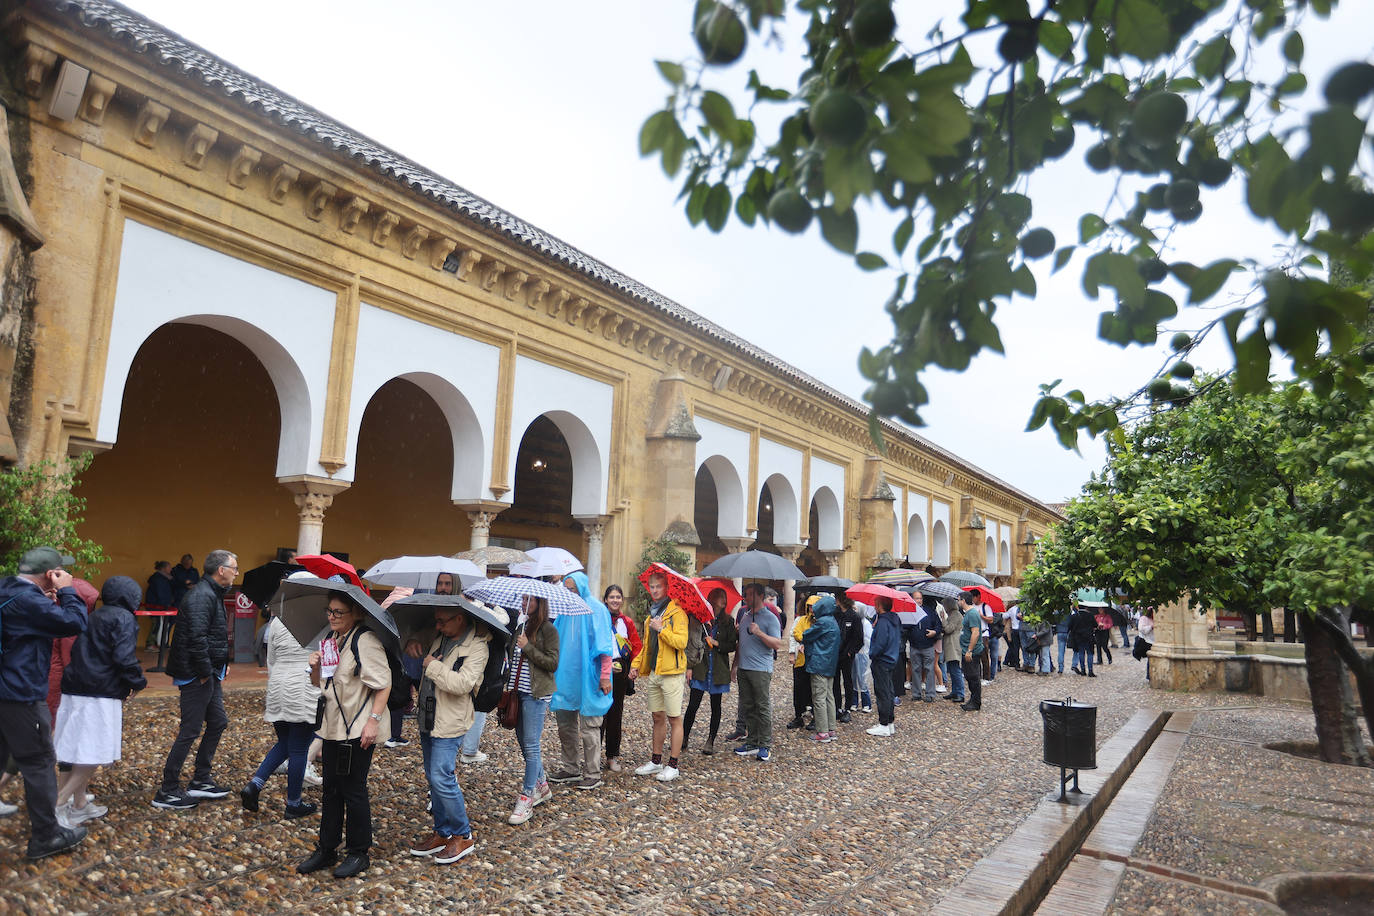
[907,513,927,565]
[80,323,299,584]
[932,520,950,567]
[497,414,582,558]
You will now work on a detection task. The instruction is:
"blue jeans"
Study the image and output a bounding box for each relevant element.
[1073,646,1094,674]
[517,694,549,796]
[252,720,314,804]
[1036,643,1053,673]
[944,659,965,699]
[852,653,872,707]
[421,734,470,839]
[1057,633,1070,672]
[987,640,1001,678]
[461,711,488,756]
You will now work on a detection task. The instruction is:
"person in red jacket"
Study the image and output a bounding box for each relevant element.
[599,584,641,773]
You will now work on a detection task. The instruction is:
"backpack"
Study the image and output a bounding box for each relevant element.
[471,638,509,714]
[347,626,410,712]
[685,613,706,667]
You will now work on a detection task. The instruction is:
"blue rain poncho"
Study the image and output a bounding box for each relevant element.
[551,571,615,717]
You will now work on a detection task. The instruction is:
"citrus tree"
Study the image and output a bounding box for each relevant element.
[0,454,108,575]
[642,0,1373,445]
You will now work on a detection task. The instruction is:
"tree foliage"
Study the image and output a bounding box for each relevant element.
[0,454,108,575]
[643,0,1373,447]
[628,535,696,626]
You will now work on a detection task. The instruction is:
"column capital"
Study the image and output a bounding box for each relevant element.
[775,543,806,562]
[719,537,754,554]
[575,514,612,538]
[279,475,350,555]
[455,500,507,530]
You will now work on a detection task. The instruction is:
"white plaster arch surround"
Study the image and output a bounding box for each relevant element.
[694,416,751,539]
[96,220,333,478]
[507,356,612,517]
[986,536,996,571]
[907,512,927,564]
[1000,539,1012,574]
[339,303,498,500]
[757,437,804,544]
[807,456,846,552]
[932,520,951,566]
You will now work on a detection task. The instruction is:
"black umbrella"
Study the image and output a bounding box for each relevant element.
[240,561,304,608]
[390,593,512,647]
[698,550,807,581]
[273,576,400,657]
[795,576,855,593]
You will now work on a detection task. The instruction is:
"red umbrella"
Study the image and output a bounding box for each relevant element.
[638,563,713,624]
[693,577,742,613]
[294,553,364,589]
[845,583,917,614]
[963,585,1005,614]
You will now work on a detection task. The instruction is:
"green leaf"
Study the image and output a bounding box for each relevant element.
[1079,213,1109,243]
[1115,0,1172,60]
[701,91,739,144]
[894,217,915,256]
[1193,35,1234,80]
[1281,32,1304,65]
[1307,107,1366,177]
[1039,20,1073,59]
[660,116,690,176]
[655,60,686,86]
[703,183,732,233]
[856,252,888,271]
[818,206,859,254]
[1053,246,1075,273]
[639,110,673,156]
[735,192,757,226]
[685,182,708,226]
[1276,73,1307,96]
[1189,259,1239,304]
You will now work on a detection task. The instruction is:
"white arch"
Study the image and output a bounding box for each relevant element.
[699,454,748,538]
[986,536,996,571]
[892,503,902,557]
[809,485,843,552]
[907,512,927,564]
[759,472,799,546]
[932,520,950,566]
[507,356,613,516]
[341,303,498,499]
[1000,539,1011,574]
[756,437,804,543]
[98,220,333,477]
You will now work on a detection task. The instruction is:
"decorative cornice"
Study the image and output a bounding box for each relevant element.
[182,122,217,170]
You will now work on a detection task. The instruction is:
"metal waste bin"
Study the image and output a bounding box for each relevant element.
[229,591,261,665]
[1040,698,1096,801]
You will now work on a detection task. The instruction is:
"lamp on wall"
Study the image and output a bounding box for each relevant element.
[530,458,547,472]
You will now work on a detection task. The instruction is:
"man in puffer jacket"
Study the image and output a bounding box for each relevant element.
[801,596,841,743]
[154,550,237,810]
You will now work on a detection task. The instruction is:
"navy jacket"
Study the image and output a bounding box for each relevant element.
[145,572,174,608]
[0,577,88,702]
[166,576,229,680]
[908,601,943,651]
[868,611,902,667]
[802,596,841,676]
[62,576,147,700]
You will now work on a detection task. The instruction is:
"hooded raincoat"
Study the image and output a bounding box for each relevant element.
[551,571,615,717]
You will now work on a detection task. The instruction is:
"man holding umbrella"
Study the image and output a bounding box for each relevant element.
[733,583,783,762]
[630,570,689,782]
[408,597,492,866]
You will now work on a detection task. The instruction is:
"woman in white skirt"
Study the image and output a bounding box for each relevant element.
[52,576,147,824]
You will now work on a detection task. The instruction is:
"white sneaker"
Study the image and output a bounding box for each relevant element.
[460,751,489,765]
[55,800,75,828]
[507,794,533,825]
[885,723,896,736]
[303,764,323,787]
[981,680,992,687]
[0,800,17,818]
[866,724,888,736]
[655,766,680,783]
[935,685,948,693]
[67,802,108,824]
[633,761,664,776]
[533,782,552,806]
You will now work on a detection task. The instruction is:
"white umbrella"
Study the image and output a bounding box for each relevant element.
[363,555,483,591]
[508,546,583,578]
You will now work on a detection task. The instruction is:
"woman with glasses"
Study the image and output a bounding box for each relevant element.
[297,592,390,879]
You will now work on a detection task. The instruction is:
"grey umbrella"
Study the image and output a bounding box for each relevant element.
[273,576,400,657]
[940,570,993,588]
[795,576,855,593]
[698,550,807,581]
[390,593,511,646]
[914,580,964,600]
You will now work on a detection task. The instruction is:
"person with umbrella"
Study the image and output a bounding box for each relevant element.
[732,583,784,761]
[599,584,640,773]
[630,569,691,782]
[407,597,493,867]
[801,595,841,743]
[297,590,391,879]
[505,595,559,826]
[682,587,738,755]
[957,591,986,712]
[864,596,901,737]
[549,572,614,791]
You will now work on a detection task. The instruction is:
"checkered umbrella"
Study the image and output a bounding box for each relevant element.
[464,575,590,618]
[915,580,964,601]
[866,568,934,586]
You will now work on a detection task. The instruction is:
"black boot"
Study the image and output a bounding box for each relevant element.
[296,847,338,874]
[784,717,805,729]
[333,853,369,878]
[240,781,260,813]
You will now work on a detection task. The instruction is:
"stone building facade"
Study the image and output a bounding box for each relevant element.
[1,0,1059,609]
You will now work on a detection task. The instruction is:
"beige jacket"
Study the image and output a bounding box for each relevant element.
[421,628,490,739]
[318,627,391,741]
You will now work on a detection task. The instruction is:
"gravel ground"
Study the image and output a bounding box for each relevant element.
[0,652,1339,915]
[1107,868,1284,916]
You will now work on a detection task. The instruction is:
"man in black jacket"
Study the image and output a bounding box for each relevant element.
[153,549,237,810]
[0,547,89,859]
[832,597,863,722]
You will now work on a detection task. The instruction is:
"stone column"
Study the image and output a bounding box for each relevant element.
[643,373,702,560]
[719,536,754,594]
[858,457,897,574]
[455,500,506,574]
[823,551,842,578]
[1148,598,1222,691]
[279,475,351,556]
[576,514,611,596]
[776,543,806,633]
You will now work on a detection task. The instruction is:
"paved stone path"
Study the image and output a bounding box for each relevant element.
[1,653,1362,914]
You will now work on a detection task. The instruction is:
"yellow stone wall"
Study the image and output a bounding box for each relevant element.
[4,4,1060,593]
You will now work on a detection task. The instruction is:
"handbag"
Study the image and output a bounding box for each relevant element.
[496,655,523,730]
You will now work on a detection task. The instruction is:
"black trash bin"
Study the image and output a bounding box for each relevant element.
[1040,698,1096,801]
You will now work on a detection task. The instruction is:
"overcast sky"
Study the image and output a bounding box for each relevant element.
[114,0,1371,504]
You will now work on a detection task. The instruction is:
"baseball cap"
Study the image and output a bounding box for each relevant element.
[17,546,75,574]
